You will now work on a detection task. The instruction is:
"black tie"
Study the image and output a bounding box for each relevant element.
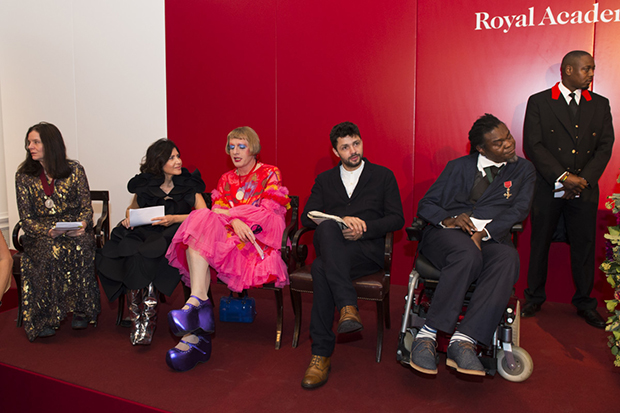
[569,92,578,118]
[470,166,500,203]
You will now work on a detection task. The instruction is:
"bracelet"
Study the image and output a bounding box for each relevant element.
[560,172,569,182]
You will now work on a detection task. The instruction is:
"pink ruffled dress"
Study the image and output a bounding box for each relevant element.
[166,164,290,292]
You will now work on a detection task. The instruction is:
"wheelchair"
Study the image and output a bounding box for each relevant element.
[396,218,534,382]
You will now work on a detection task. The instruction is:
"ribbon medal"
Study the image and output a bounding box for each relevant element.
[503,181,512,199]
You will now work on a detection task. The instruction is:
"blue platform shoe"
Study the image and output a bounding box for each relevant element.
[168,295,215,337]
[165,333,212,372]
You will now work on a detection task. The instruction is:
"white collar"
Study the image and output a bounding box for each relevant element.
[477,154,505,176]
[559,81,582,105]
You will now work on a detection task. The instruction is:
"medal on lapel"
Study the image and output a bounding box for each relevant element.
[40,170,56,209]
[504,181,512,199]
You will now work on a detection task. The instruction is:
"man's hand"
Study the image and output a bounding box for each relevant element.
[230,218,255,243]
[557,174,587,199]
[442,213,477,235]
[470,230,485,250]
[342,216,366,241]
[342,228,363,241]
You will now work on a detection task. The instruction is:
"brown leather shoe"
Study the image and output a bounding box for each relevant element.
[301,355,331,389]
[337,305,363,334]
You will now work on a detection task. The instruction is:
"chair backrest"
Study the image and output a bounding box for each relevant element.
[90,190,110,248]
[282,195,299,270]
[12,190,111,251]
[201,192,213,209]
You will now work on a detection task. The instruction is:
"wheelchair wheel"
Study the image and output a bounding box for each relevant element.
[497,346,533,382]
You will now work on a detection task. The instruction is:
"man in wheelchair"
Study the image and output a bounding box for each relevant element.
[409,114,535,376]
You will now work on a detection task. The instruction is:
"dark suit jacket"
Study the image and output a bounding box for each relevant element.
[523,82,614,188]
[418,154,536,245]
[301,158,404,266]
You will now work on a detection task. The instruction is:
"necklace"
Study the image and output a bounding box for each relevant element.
[39,170,55,209]
[235,161,259,201]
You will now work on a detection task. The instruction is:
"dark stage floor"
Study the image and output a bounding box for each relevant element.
[0,283,618,412]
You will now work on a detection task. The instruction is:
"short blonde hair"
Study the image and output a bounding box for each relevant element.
[226,126,261,156]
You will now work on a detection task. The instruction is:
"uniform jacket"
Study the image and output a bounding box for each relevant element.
[523,82,614,187]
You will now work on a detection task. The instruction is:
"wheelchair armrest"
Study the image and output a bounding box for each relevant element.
[406,217,428,241]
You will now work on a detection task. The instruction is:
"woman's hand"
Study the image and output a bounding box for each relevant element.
[64,221,87,237]
[230,218,255,243]
[152,215,177,227]
[121,218,132,229]
[48,228,65,238]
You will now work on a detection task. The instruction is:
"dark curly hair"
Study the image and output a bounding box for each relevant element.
[329,121,361,149]
[468,114,503,154]
[18,122,72,178]
[140,138,180,175]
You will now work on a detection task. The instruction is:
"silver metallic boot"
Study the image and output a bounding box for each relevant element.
[129,289,144,345]
[135,283,158,345]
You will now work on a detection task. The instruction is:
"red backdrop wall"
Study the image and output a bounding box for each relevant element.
[166,0,620,305]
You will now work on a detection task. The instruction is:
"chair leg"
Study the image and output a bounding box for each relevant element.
[274,288,283,350]
[13,269,23,328]
[384,293,391,329]
[375,300,384,363]
[116,293,125,326]
[290,289,302,348]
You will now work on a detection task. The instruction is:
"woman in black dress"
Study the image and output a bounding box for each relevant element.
[97,139,206,345]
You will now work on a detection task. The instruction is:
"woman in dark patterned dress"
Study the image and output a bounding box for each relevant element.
[97,139,206,345]
[15,122,100,341]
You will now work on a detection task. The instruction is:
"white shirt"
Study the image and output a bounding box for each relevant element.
[558,81,582,105]
[477,153,506,176]
[340,160,365,198]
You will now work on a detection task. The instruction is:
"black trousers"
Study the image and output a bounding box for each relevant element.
[420,226,519,347]
[310,220,382,357]
[525,180,599,310]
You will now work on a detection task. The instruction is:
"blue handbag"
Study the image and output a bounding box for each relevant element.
[219,292,257,323]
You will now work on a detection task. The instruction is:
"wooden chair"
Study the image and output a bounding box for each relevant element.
[181,194,300,349]
[11,190,110,327]
[289,228,393,362]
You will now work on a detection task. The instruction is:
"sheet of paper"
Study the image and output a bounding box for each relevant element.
[129,205,165,227]
[470,217,492,231]
[54,222,83,231]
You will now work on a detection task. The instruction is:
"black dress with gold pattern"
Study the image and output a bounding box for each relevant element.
[15,160,100,341]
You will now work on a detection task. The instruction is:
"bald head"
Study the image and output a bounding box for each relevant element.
[561,50,592,74]
[560,50,595,91]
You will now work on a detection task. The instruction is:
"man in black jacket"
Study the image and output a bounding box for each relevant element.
[300,121,404,389]
[522,50,614,328]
